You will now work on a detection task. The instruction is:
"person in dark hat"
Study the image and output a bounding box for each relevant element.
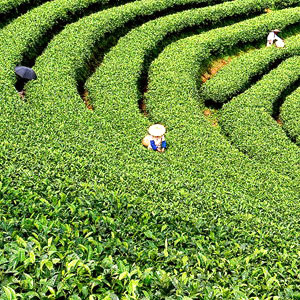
[14,66,37,99]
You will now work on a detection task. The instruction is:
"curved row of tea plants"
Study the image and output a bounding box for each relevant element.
[0,0,116,97]
[0,0,50,29]
[1,0,300,298]
[0,0,45,14]
[200,33,300,103]
[0,0,226,100]
[280,86,300,145]
[143,7,300,175]
[86,8,300,201]
[82,6,300,204]
[27,0,282,110]
[20,2,298,216]
[219,55,300,179]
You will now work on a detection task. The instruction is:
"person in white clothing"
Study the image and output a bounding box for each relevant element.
[267,29,284,48]
[275,39,285,48]
[142,124,167,152]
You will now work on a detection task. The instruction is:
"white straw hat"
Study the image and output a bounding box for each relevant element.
[272,29,281,32]
[148,124,166,136]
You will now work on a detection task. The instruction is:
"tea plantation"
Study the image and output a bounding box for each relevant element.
[0,0,300,299]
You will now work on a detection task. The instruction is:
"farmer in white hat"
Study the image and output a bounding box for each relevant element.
[142,124,167,152]
[267,29,284,48]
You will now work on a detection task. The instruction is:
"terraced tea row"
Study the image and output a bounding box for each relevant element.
[281,86,300,144]
[27,0,278,109]
[220,55,300,179]
[0,0,43,13]
[0,0,300,298]
[0,0,47,19]
[199,33,300,177]
[200,34,300,103]
[145,7,300,174]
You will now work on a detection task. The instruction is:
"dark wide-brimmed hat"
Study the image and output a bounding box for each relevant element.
[14,66,37,80]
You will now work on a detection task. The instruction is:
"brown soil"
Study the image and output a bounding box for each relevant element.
[203,109,212,116]
[203,109,218,127]
[265,8,272,13]
[139,100,148,116]
[139,82,149,116]
[82,89,94,111]
[276,118,283,126]
[201,58,232,83]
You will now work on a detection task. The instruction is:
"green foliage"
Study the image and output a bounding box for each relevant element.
[219,56,300,179]
[280,86,300,145]
[0,0,223,99]
[142,10,300,295]
[0,0,115,99]
[0,0,300,298]
[0,0,33,14]
[200,34,300,103]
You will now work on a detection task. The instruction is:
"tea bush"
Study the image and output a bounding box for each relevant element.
[0,0,300,298]
[0,0,113,98]
[29,0,279,107]
[219,56,300,179]
[0,0,225,99]
[0,0,42,14]
[280,86,300,145]
[200,34,300,103]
